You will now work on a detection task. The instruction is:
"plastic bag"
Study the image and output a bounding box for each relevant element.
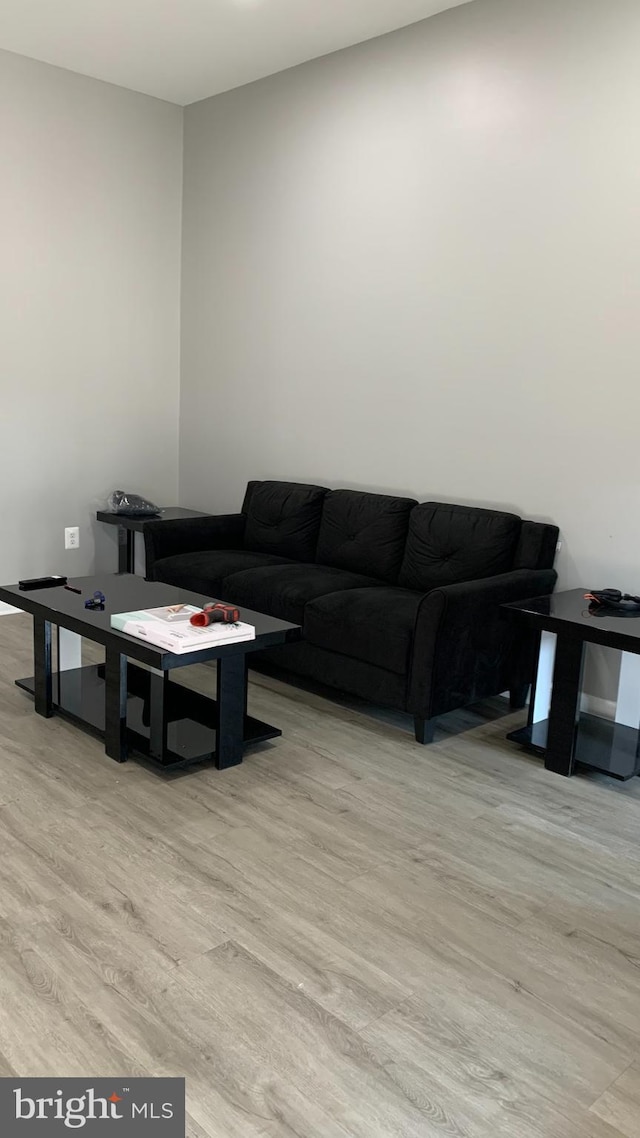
[106,490,161,517]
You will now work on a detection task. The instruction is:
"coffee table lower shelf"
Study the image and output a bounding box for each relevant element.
[508,712,640,781]
[16,662,281,770]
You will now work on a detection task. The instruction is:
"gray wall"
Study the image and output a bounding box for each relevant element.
[180,0,639,696]
[0,50,183,585]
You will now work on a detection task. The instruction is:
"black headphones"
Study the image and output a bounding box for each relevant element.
[585,589,640,613]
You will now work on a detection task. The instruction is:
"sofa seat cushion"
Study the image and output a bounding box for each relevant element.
[316,489,417,582]
[305,586,423,675]
[152,550,292,595]
[399,502,521,592]
[242,481,328,561]
[222,563,382,625]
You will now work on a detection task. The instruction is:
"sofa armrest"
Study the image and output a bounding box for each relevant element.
[144,513,246,577]
[409,568,557,719]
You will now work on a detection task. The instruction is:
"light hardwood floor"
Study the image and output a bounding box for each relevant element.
[1,612,639,1137]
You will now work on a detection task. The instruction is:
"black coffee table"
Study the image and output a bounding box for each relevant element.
[503,589,640,780]
[0,575,299,771]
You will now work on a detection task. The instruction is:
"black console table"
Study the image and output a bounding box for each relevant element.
[503,589,640,780]
[97,507,213,574]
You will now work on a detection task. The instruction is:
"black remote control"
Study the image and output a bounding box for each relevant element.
[18,575,68,591]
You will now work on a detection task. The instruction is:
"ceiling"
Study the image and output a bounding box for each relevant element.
[0,0,476,106]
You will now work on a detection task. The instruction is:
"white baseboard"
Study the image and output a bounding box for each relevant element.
[0,601,22,616]
[509,689,617,722]
[580,694,617,721]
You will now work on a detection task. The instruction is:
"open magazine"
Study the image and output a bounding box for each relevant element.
[110,604,255,654]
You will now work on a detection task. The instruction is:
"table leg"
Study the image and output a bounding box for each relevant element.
[216,653,247,770]
[33,616,53,718]
[149,669,168,761]
[545,636,585,776]
[105,647,128,762]
[117,526,135,574]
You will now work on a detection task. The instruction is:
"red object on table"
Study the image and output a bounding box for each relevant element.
[190,602,240,627]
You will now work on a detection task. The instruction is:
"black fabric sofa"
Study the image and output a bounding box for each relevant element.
[144,481,558,743]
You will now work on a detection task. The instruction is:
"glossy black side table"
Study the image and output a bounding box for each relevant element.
[503,589,640,780]
[97,507,213,574]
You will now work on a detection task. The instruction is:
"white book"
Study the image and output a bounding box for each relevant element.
[110,604,255,654]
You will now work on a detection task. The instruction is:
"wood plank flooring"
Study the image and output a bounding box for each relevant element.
[1,612,639,1137]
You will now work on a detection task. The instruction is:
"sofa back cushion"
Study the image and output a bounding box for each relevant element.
[242,480,328,561]
[316,489,417,582]
[399,502,521,592]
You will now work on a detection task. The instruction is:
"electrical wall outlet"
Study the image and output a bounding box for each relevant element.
[65,526,80,550]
